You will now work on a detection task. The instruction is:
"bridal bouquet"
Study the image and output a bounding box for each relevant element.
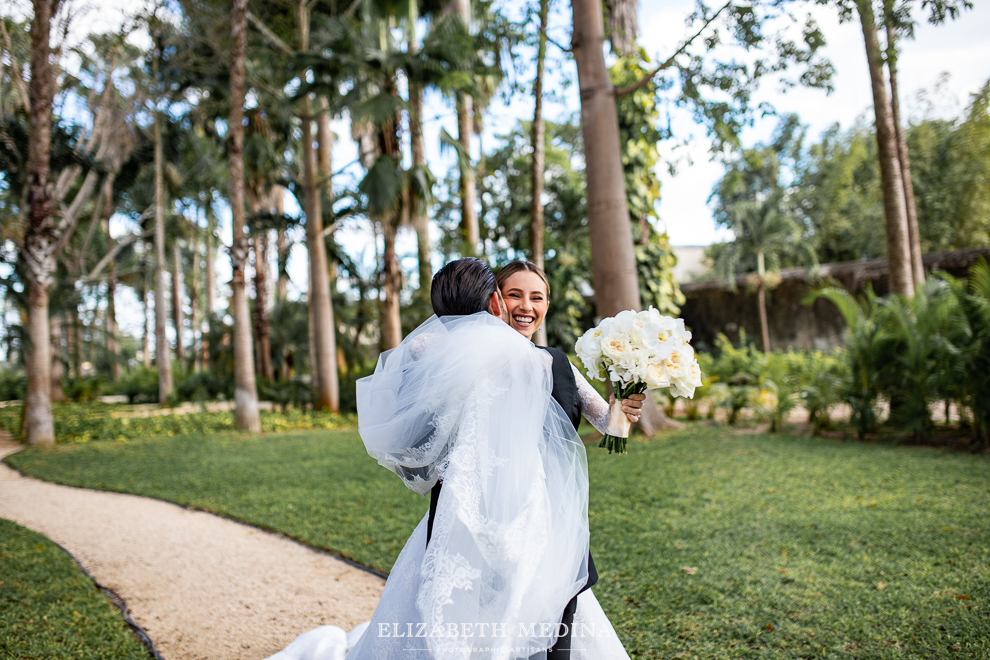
[575,307,702,454]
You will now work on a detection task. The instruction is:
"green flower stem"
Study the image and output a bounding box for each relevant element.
[598,381,649,454]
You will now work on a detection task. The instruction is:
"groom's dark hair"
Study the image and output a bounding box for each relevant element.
[431,258,496,316]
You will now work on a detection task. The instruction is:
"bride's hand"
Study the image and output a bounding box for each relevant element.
[608,393,646,423]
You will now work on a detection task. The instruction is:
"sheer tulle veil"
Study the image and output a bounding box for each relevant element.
[352,313,590,660]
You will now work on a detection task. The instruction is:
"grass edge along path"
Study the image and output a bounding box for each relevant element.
[0,517,157,660]
[8,424,990,659]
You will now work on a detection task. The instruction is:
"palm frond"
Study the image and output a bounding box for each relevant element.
[970,257,990,301]
[805,286,864,330]
[358,154,403,218]
[348,93,407,130]
[407,163,436,212]
[439,127,471,171]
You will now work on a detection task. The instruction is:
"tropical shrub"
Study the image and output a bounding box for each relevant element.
[810,261,990,447]
[0,367,26,402]
[939,258,990,448]
[113,367,160,404]
[175,370,233,403]
[0,402,353,443]
[65,376,109,402]
[259,377,313,411]
[809,286,883,439]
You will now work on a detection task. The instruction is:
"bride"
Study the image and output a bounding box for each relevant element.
[269,259,640,660]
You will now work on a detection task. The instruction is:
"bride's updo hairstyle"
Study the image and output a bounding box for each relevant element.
[431,257,497,316]
[495,260,550,298]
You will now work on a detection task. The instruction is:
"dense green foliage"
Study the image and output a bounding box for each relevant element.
[699,331,846,432]
[708,115,816,284]
[479,119,596,350]
[472,50,687,351]
[0,518,151,659]
[0,402,352,444]
[709,83,990,269]
[9,426,988,659]
[692,259,990,447]
[811,260,990,445]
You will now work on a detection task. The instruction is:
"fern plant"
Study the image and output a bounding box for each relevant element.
[809,286,883,439]
[939,258,990,448]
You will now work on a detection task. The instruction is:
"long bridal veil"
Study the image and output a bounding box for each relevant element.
[351,313,590,660]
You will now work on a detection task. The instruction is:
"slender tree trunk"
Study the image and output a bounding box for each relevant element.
[66,311,78,378]
[308,257,319,395]
[377,79,404,350]
[153,50,172,403]
[457,95,479,256]
[530,0,550,347]
[254,230,274,381]
[26,287,54,442]
[298,0,339,411]
[856,0,913,297]
[409,86,432,294]
[199,233,209,369]
[317,96,339,287]
[277,228,289,301]
[756,252,770,353]
[604,0,639,56]
[141,263,151,368]
[106,252,119,379]
[381,219,403,348]
[229,0,261,430]
[317,99,333,194]
[206,211,216,319]
[449,0,478,256]
[275,187,289,301]
[172,241,184,366]
[98,175,120,379]
[23,0,58,445]
[49,315,66,401]
[189,228,199,372]
[571,0,678,434]
[884,14,924,286]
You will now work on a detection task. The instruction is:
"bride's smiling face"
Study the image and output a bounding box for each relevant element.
[500,271,548,340]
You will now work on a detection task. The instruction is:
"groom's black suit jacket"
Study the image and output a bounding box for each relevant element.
[425,346,598,594]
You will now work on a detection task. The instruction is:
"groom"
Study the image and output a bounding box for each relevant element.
[426,257,596,660]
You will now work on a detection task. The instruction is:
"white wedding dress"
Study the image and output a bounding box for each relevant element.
[267,314,630,660]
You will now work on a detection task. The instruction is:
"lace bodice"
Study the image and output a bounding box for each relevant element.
[571,363,611,435]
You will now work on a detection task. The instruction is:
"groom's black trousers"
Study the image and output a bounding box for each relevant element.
[427,481,585,660]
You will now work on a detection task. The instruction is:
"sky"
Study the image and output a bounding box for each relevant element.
[12,0,990,340]
[637,0,990,246]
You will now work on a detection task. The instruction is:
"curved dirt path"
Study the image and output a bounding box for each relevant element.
[0,440,384,659]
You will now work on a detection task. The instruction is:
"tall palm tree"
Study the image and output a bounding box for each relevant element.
[227,0,261,430]
[150,24,173,403]
[854,0,913,297]
[23,0,61,445]
[529,0,550,347]
[296,0,339,411]
[712,133,816,352]
[306,9,478,349]
[448,0,479,257]
[713,194,814,352]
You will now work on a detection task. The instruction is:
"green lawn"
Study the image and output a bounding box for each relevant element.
[7,424,989,659]
[0,518,152,659]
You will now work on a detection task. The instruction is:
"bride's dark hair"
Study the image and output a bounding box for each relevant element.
[431,257,496,316]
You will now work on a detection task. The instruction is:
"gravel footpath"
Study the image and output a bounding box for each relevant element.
[0,440,384,659]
